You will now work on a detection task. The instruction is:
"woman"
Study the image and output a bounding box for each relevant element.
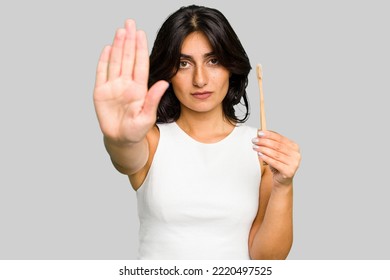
[93,5,301,259]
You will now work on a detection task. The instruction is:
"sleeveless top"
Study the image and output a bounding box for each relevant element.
[136,122,261,259]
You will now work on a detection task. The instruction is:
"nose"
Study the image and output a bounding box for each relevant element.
[193,66,208,88]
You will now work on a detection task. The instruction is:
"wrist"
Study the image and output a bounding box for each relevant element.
[104,135,144,148]
[272,180,293,195]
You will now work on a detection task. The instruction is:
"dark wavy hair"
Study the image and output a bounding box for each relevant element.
[149,5,251,123]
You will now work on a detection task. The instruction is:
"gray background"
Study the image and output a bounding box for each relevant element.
[1,0,389,259]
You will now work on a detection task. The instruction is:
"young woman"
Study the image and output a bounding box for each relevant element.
[93,5,301,259]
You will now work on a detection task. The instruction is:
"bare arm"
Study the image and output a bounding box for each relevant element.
[103,136,149,175]
[249,131,301,259]
[93,20,168,175]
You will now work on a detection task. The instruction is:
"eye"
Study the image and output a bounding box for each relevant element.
[208,58,219,65]
[179,61,190,69]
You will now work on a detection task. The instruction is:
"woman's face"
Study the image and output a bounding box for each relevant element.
[171,32,230,116]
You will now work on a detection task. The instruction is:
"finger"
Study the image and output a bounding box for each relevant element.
[253,139,292,166]
[95,45,111,87]
[253,133,297,160]
[108,28,126,80]
[260,147,300,176]
[254,145,291,165]
[142,81,169,117]
[257,130,299,151]
[259,152,287,174]
[258,130,287,144]
[253,138,291,158]
[121,19,136,78]
[133,30,149,85]
[258,153,295,180]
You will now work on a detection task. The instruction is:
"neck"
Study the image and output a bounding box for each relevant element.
[176,107,235,143]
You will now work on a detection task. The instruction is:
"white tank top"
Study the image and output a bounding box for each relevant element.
[136,122,261,259]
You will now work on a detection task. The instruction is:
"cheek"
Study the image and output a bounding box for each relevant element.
[171,77,186,95]
[212,69,230,83]
[215,72,230,91]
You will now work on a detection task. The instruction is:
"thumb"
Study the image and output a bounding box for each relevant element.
[142,80,169,117]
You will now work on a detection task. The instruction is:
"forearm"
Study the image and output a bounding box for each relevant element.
[104,136,149,175]
[250,184,293,260]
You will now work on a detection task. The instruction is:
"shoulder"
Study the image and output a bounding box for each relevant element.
[235,123,257,131]
[155,122,176,135]
[234,124,258,139]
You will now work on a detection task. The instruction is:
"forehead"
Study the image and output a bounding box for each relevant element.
[181,32,213,55]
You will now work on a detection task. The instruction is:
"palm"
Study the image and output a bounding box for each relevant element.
[94,79,148,141]
[93,20,168,143]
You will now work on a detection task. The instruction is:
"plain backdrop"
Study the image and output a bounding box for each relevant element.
[1,0,389,259]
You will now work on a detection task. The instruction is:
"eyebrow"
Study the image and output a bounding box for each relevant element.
[180,52,216,60]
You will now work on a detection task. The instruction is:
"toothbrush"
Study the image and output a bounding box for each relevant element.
[256,64,268,166]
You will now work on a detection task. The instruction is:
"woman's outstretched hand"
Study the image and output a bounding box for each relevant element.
[93,19,169,144]
[252,131,301,187]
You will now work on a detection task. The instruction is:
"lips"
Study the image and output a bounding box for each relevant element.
[191,91,212,100]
